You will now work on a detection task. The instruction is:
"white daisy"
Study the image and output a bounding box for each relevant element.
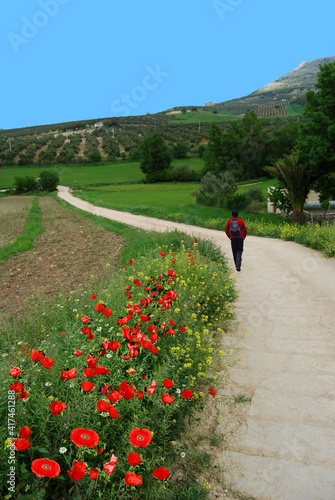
[45,382,52,387]
[59,447,67,454]
[180,452,186,458]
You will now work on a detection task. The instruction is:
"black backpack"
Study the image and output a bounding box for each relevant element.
[230,219,241,237]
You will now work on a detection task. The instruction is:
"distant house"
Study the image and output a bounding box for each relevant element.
[204,101,215,106]
[94,121,103,128]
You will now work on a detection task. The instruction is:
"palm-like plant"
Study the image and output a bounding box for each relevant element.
[264,151,311,215]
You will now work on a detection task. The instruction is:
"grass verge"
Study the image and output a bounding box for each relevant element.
[0,198,44,262]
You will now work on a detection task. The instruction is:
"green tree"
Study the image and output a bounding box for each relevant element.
[264,152,311,223]
[172,141,188,159]
[138,133,172,183]
[297,61,335,199]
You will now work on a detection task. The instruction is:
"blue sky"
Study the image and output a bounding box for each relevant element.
[1,0,334,129]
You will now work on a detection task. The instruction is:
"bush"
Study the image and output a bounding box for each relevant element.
[14,175,37,193]
[225,192,249,210]
[39,170,60,192]
[167,165,200,182]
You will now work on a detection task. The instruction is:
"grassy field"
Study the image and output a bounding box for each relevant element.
[73,179,282,227]
[285,104,305,115]
[168,110,240,123]
[0,158,204,189]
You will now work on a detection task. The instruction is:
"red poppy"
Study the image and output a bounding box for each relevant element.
[109,341,121,352]
[9,367,21,377]
[124,472,143,486]
[162,393,174,404]
[179,326,186,332]
[127,452,141,466]
[129,345,139,358]
[19,426,31,439]
[149,332,158,342]
[41,357,53,369]
[31,459,61,478]
[95,303,106,313]
[9,381,24,393]
[108,390,122,402]
[129,428,152,448]
[103,454,118,474]
[81,316,90,324]
[153,467,170,480]
[181,390,193,399]
[160,251,166,256]
[137,391,144,400]
[108,406,120,419]
[83,368,95,378]
[147,386,156,395]
[209,388,216,397]
[90,294,98,299]
[118,381,135,400]
[81,381,95,392]
[90,469,99,480]
[67,461,87,481]
[140,314,149,323]
[18,391,28,399]
[95,365,110,376]
[13,438,32,451]
[102,384,109,394]
[97,400,111,412]
[49,401,67,416]
[163,379,174,389]
[30,349,44,362]
[87,332,95,340]
[60,368,77,381]
[86,354,97,368]
[104,308,112,318]
[97,447,103,453]
[150,345,158,354]
[81,326,91,335]
[74,349,83,356]
[171,259,176,264]
[123,355,131,360]
[70,428,99,448]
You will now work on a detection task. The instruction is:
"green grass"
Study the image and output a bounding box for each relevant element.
[0,198,44,261]
[168,110,241,123]
[0,158,205,190]
[72,179,283,229]
[285,104,305,115]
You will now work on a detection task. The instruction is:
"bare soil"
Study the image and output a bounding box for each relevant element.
[0,196,126,319]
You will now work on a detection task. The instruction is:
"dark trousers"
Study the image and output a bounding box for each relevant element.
[231,237,244,270]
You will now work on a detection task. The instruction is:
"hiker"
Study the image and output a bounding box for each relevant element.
[225,210,247,272]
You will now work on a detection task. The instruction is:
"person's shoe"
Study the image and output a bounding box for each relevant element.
[236,267,241,272]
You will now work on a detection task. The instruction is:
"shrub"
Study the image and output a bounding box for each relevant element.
[39,170,60,192]
[14,175,37,193]
[168,165,200,182]
[225,192,249,211]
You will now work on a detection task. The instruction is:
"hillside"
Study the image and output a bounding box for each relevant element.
[213,56,335,115]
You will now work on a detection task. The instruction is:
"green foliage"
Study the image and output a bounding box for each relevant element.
[225,193,249,211]
[139,133,173,183]
[193,171,237,207]
[172,141,188,159]
[268,186,292,218]
[167,164,200,182]
[14,175,37,193]
[298,61,335,186]
[39,170,60,192]
[264,152,311,215]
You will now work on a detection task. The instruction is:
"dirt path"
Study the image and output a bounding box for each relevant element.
[57,186,335,500]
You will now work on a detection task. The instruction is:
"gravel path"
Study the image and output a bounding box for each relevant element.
[58,186,335,500]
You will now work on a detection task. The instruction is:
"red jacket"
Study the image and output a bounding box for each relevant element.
[225,217,247,239]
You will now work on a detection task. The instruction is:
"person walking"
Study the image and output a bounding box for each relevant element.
[225,210,247,271]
